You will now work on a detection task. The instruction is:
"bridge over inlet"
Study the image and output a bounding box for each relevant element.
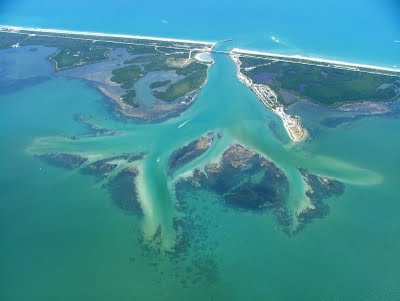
[210,38,234,55]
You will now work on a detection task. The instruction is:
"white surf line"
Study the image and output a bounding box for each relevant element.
[394,40,400,43]
[6,30,211,55]
[0,25,215,46]
[178,119,191,128]
[231,48,400,74]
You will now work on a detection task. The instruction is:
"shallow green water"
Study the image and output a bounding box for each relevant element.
[1,46,400,300]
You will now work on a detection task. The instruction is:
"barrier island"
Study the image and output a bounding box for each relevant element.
[231,48,400,141]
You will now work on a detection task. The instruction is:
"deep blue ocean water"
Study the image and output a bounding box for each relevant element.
[1,0,399,67]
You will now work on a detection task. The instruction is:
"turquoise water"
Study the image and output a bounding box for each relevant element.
[1,0,399,67]
[1,2,400,300]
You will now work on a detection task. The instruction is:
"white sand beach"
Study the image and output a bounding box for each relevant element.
[0,25,215,46]
[231,48,400,74]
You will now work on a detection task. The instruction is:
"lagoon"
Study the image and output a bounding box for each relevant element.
[1,1,400,300]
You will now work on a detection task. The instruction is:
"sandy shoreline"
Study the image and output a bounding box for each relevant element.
[0,25,215,46]
[194,52,214,63]
[231,48,400,74]
[2,25,396,73]
[230,52,306,142]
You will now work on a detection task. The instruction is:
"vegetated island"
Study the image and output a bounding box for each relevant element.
[230,48,400,141]
[0,25,215,121]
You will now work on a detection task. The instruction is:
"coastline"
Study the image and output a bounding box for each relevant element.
[230,52,306,142]
[0,25,215,122]
[230,48,400,141]
[1,25,396,73]
[1,25,396,137]
[0,25,216,47]
[231,48,400,75]
[194,52,214,64]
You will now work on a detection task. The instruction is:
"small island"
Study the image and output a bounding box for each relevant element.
[168,132,214,175]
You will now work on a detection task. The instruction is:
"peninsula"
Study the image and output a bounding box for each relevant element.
[231,48,400,141]
[230,53,306,141]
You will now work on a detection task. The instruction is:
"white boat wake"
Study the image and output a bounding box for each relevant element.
[178,119,191,128]
[271,36,281,43]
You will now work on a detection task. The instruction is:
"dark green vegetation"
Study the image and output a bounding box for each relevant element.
[0,29,211,113]
[168,132,214,174]
[0,28,209,51]
[126,45,159,55]
[51,46,110,69]
[0,31,26,49]
[111,65,143,89]
[175,60,208,76]
[124,52,193,73]
[154,68,207,101]
[0,31,112,70]
[239,56,400,107]
[120,51,209,103]
[149,80,171,89]
[123,54,158,65]
[126,54,170,72]
[121,90,139,107]
[156,46,186,54]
